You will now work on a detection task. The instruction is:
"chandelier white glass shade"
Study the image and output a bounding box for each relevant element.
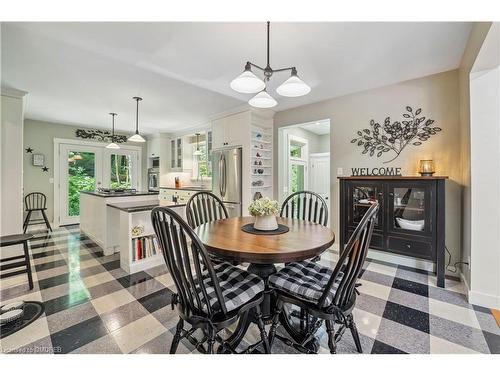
[128,96,146,143]
[106,112,121,149]
[276,68,311,97]
[230,22,310,108]
[230,63,266,94]
[248,89,277,108]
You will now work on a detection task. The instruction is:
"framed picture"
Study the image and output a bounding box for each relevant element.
[32,153,44,166]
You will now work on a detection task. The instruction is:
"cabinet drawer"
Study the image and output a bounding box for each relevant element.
[387,236,433,260]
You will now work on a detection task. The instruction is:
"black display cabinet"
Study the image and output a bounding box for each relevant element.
[339,176,447,287]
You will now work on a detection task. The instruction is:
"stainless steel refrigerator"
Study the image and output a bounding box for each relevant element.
[212,147,242,217]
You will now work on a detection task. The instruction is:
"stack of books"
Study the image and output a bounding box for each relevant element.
[132,236,160,261]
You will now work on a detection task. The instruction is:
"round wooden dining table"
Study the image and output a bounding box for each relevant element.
[194,216,335,352]
[194,216,335,277]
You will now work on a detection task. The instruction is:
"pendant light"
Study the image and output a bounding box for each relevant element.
[193,133,202,156]
[230,22,310,107]
[230,62,266,94]
[276,67,311,97]
[106,112,120,149]
[128,96,146,143]
[249,89,277,108]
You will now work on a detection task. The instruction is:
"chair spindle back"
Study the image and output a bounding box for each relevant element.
[186,191,229,228]
[280,190,328,226]
[151,207,227,318]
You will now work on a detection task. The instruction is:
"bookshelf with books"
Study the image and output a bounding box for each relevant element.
[118,209,165,274]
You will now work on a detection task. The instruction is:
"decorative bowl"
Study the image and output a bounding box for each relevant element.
[396,218,424,231]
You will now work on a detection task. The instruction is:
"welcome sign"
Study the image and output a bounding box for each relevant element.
[351,167,402,176]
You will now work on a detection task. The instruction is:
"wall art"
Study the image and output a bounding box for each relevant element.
[32,154,45,166]
[75,129,127,143]
[350,106,441,163]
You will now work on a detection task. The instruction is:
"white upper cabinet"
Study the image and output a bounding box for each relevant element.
[211,111,249,149]
[147,136,160,158]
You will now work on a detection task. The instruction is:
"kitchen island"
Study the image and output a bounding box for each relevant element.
[80,190,159,255]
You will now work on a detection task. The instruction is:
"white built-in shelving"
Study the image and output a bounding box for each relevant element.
[250,124,273,199]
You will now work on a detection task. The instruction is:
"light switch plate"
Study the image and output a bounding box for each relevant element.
[49,178,54,184]
[337,167,343,176]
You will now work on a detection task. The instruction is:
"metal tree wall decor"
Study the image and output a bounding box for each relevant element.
[75,129,127,143]
[350,106,441,163]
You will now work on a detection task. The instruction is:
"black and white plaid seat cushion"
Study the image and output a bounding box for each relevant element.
[268,260,342,307]
[196,262,265,313]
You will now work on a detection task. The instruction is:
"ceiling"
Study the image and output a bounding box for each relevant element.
[1,22,472,134]
[299,120,330,135]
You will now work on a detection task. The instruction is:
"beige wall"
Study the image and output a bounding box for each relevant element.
[458,22,492,286]
[23,119,148,223]
[274,70,462,270]
[284,126,330,154]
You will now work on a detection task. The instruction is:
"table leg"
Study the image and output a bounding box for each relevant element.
[247,263,277,322]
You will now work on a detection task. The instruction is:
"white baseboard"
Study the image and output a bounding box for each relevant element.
[460,270,500,309]
[332,244,436,272]
[468,289,500,310]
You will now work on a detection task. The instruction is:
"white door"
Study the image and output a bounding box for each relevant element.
[59,144,103,225]
[310,153,330,222]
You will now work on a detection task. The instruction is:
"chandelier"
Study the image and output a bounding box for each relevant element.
[230,22,311,108]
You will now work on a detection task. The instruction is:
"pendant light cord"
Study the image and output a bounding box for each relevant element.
[135,98,139,134]
[266,21,270,68]
[109,112,117,142]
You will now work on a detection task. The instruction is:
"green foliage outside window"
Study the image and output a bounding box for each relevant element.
[195,144,212,178]
[110,154,132,189]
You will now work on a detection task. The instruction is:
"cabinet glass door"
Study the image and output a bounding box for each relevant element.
[389,184,430,234]
[170,140,176,169]
[349,183,382,228]
[176,138,182,168]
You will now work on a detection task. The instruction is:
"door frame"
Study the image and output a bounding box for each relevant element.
[58,143,103,226]
[53,138,143,228]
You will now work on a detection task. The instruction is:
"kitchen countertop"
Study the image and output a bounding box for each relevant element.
[160,186,212,192]
[81,191,159,198]
[107,200,185,213]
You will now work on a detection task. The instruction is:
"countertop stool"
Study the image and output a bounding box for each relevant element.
[0,234,34,290]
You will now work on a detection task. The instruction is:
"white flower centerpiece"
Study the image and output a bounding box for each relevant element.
[248,197,279,231]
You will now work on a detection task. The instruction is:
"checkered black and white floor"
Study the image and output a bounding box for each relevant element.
[1,226,499,354]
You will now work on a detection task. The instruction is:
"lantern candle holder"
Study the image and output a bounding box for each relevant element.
[418,160,435,176]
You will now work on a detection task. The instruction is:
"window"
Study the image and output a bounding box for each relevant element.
[192,144,212,180]
[290,140,307,160]
[290,144,302,158]
[110,154,132,189]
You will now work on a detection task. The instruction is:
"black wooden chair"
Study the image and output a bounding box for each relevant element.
[281,190,328,261]
[185,191,233,265]
[280,190,328,226]
[23,192,52,233]
[186,191,229,228]
[151,206,270,354]
[268,203,379,354]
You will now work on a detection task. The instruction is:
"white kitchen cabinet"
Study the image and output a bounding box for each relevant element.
[147,136,160,158]
[211,111,249,149]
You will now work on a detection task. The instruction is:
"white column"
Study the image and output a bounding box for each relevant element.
[1,88,27,255]
[469,23,500,309]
